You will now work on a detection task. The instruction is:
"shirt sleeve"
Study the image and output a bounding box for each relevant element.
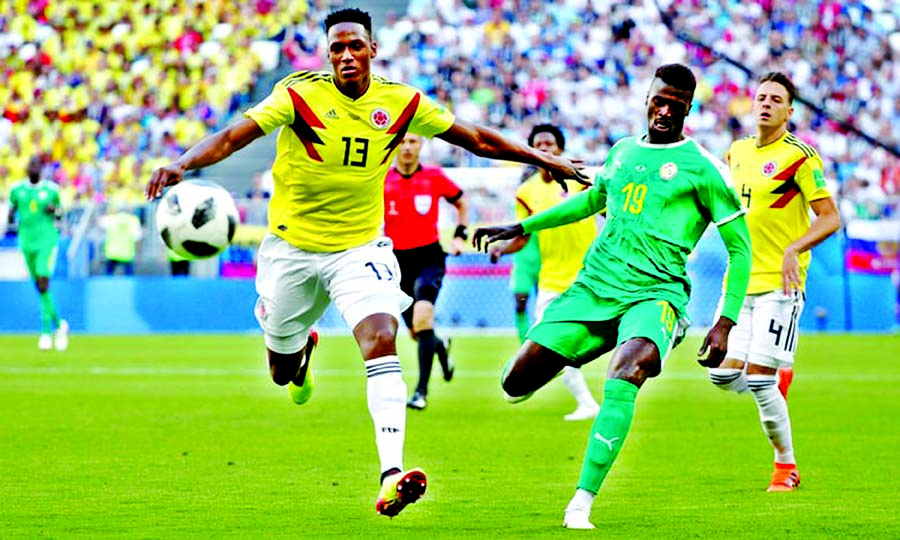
[244,84,294,135]
[697,158,745,226]
[797,152,832,202]
[521,183,605,234]
[437,169,462,201]
[515,183,533,221]
[409,91,455,138]
[8,186,18,211]
[717,215,751,322]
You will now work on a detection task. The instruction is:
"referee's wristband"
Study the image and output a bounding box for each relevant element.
[454,224,468,241]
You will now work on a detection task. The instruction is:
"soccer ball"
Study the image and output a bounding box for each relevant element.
[155,180,239,260]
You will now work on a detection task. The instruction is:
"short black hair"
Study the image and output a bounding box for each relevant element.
[759,71,797,103]
[324,8,372,36]
[654,64,696,94]
[528,124,565,150]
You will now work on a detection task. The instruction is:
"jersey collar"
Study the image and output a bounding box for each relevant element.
[635,135,693,149]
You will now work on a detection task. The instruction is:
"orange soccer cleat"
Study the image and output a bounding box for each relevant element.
[767,462,801,492]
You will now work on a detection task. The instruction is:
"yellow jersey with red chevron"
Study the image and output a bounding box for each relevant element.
[244,71,455,252]
[727,131,831,294]
[516,173,596,293]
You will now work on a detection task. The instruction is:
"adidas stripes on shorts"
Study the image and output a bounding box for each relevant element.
[722,290,804,369]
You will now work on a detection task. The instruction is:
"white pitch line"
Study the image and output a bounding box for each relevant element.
[0,365,896,382]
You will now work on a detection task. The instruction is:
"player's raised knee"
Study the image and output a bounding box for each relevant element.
[502,372,529,397]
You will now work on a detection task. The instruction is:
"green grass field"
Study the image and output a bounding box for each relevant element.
[1,333,898,539]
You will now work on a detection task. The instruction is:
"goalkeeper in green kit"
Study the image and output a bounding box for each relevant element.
[7,156,68,351]
[474,64,752,529]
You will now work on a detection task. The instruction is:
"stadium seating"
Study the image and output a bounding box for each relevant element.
[1,1,897,322]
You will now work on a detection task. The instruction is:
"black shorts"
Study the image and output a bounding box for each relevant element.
[394,242,447,328]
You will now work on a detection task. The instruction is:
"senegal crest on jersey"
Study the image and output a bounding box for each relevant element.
[659,162,678,180]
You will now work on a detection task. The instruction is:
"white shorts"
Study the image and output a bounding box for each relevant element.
[535,289,560,322]
[722,290,804,369]
[254,234,413,353]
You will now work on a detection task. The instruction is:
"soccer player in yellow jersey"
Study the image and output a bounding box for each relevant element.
[145,8,585,518]
[707,72,841,492]
[490,125,600,421]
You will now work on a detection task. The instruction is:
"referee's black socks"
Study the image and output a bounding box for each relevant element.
[416,329,437,394]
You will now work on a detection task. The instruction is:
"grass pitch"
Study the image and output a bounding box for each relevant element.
[1,333,898,539]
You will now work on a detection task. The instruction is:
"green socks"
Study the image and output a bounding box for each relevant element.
[514,312,531,343]
[39,291,59,334]
[576,378,639,494]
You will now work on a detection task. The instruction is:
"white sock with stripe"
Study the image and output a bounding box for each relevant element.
[708,367,749,393]
[366,356,407,475]
[748,374,795,464]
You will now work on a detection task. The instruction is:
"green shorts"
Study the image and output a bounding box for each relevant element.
[527,281,686,365]
[21,244,58,279]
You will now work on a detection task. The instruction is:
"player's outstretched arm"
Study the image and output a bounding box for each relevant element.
[472,223,524,253]
[146,117,265,199]
[488,234,530,263]
[435,119,590,191]
[782,197,841,294]
[699,215,752,368]
[521,187,603,234]
[448,195,470,256]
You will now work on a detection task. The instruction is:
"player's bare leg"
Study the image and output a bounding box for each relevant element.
[501,340,571,401]
[565,339,660,529]
[353,313,426,516]
[267,331,318,405]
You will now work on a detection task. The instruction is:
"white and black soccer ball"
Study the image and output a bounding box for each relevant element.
[155,180,239,260]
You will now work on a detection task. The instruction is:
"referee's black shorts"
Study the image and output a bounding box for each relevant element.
[393,242,447,328]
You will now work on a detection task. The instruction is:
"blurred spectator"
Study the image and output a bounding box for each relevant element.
[101,204,142,276]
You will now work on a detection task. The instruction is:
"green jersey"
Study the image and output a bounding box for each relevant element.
[9,180,61,249]
[523,136,745,319]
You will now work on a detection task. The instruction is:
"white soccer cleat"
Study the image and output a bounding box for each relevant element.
[38,334,53,351]
[54,319,69,351]
[563,508,595,529]
[564,404,600,422]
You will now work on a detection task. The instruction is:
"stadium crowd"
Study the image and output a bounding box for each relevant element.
[0,0,307,209]
[1,0,899,227]
[379,0,900,219]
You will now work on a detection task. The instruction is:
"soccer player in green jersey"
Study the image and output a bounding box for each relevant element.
[146,7,587,518]
[474,64,753,529]
[7,156,68,351]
